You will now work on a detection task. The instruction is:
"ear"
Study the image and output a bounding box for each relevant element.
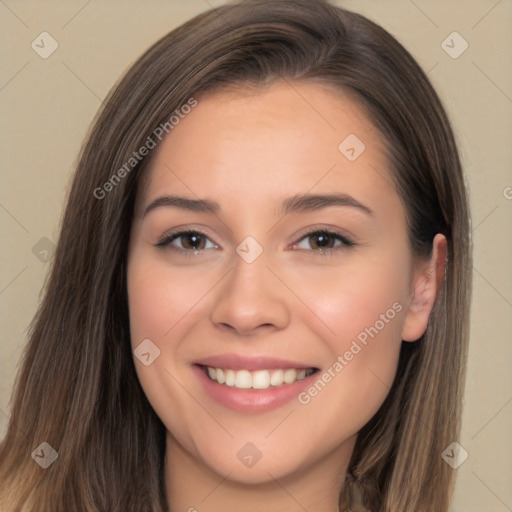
[401,233,447,342]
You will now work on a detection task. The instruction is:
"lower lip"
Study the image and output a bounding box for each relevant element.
[193,365,317,413]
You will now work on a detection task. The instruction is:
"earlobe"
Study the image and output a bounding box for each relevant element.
[401,234,447,342]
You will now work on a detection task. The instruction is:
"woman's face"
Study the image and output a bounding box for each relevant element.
[127,81,437,485]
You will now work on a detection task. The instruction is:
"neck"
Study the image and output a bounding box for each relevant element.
[164,432,356,512]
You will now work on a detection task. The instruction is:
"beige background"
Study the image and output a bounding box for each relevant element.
[1,1,511,510]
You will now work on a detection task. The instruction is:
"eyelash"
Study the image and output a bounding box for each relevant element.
[155,228,355,258]
[155,229,214,258]
[292,228,355,258]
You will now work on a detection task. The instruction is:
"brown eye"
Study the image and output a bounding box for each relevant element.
[180,232,207,250]
[295,230,354,252]
[156,230,217,252]
[308,232,338,250]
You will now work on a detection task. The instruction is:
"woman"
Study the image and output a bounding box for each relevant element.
[0,1,472,511]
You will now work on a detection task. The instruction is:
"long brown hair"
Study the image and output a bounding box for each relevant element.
[0,1,471,510]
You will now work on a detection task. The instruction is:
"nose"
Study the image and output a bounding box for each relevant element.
[209,252,291,336]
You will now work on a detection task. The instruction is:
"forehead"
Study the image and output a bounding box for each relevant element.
[136,80,397,216]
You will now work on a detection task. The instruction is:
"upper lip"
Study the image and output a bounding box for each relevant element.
[194,354,317,371]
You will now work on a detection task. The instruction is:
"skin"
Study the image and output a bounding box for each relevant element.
[127,81,446,512]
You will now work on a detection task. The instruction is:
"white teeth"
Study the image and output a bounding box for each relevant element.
[296,369,307,381]
[225,369,235,387]
[270,369,284,386]
[216,368,225,384]
[205,366,315,390]
[283,369,297,384]
[252,370,271,389]
[235,370,252,389]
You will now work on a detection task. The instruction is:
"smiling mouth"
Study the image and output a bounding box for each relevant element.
[200,365,319,390]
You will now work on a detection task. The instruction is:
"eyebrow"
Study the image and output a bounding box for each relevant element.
[142,195,220,217]
[279,193,374,217]
[142,192,374,218]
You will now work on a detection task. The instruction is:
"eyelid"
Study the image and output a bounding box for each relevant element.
[155,226,219,250]
[290,226,355,249]
[155,225,355,256]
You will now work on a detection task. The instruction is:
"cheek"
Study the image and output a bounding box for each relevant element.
[292,247,410,347]
[127,255,214,456]
[127,257,212,343]
[291,249,410,426]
